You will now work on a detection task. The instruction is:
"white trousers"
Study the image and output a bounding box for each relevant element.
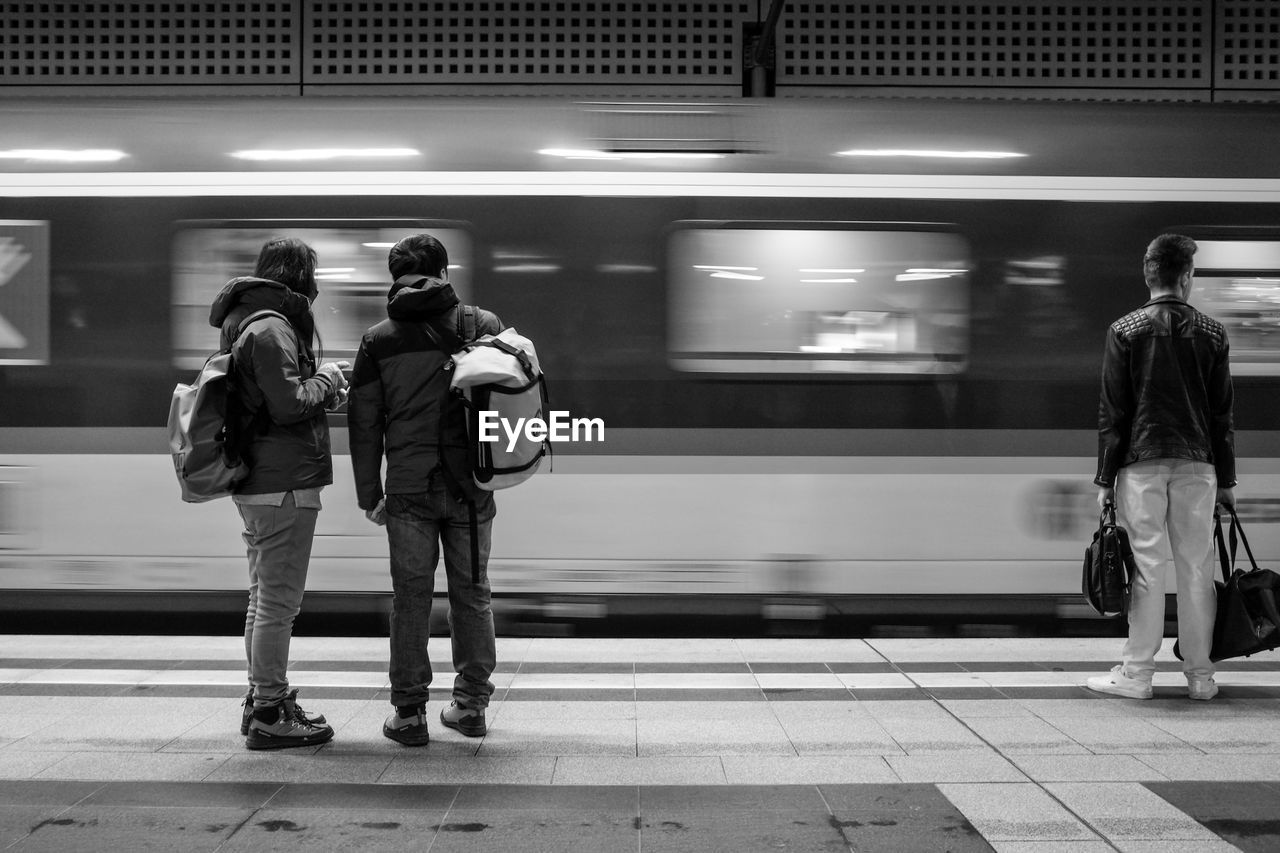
[1116,458,1218,681]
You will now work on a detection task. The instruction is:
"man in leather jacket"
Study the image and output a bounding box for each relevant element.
[1088,233,1236,702]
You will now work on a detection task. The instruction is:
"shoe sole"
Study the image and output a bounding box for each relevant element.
[383,725,431,747]
[440,716,486,737]
[245,728,334,750]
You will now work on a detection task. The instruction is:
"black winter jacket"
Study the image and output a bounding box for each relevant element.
[209,276,337,494]
[1095,294,1235,488]
[347,276,503,510]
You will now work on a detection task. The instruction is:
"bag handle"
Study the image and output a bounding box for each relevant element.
[1226,505,1260,575]
[1213,510,1233,584]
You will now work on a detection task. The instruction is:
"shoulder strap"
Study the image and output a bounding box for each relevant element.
[460,305,477,344]
[230,309,289,351]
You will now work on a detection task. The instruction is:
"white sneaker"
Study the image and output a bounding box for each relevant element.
[1188,677,1218,701]
[1086,665,1153,700]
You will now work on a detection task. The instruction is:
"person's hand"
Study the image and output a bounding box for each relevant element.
[1216,486,1235,510]
[318,360,351,391]
[1098,486,1115,510]
[365,498,386,527]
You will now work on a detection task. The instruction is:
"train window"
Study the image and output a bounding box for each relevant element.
[667,223,969,375]
[1190,236,1280,377]
[172,221,471,368]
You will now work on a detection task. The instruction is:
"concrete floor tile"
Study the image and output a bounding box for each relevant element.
[509,672,634,690]
[1110,842,1243,853]
[1144,718,1280,753]
[553,756,726,785]
[641,808,848,853]
[477,717,636,756]
[523,637,742,663]
[990,843,1116,853]
[427,807,639,853]
[379,755,555,784]
[720,755,898,785]
[10,804,252,852]
[866,638,1122,663]
[1044,718,1199,754]
[0,805,71,848]
[0,750,73,782]
[1045,782,1227,841]
[202,753,393,784]
[1135,753,1280,781]
[485,700,636,721]
[1010,755,1169,783]
[855,699,956,720]
[32,751,230,782]
[216,807,448,852]
[888,752,1028,783]
[733,638,881,663]
[832,807,995,852]
[964,718,1092,755]
[637,707,792,757]
[874,716,991,753]
[940,783,1099,841]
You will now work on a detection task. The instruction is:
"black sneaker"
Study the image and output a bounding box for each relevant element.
[241,689,327,736]
[383,704,430,747]
[440,700,487,737]
[245,696,334,750]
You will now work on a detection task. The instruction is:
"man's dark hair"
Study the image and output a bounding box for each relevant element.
[388,233,449,280]
[254,237,318,299]
[1143,233,1197,292]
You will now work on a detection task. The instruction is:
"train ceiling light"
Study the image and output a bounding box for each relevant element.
[837,149,1026,160]
[229,148,421,161]
[539,148,725,161]
[0,149,126,163]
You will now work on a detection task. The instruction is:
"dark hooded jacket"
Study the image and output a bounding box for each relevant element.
[209,276,336,495]
[347,276,502,510]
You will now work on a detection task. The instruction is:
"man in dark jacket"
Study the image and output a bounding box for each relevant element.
[1089,233,1236,702]
[348,233,503,746]
[210,236,349,749]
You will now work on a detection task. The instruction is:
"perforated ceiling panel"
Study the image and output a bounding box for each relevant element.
[779,2,1212,89]
[0,3,299,83]
[306,1,751,84]
[1218,0,1280,88]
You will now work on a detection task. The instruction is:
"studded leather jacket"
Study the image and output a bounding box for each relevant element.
[1095,295,1236,488]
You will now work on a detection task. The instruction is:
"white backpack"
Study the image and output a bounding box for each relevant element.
[449,327,548,490]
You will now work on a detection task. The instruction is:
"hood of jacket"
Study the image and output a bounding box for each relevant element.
[387,275,460,323]
[209,276,313,331]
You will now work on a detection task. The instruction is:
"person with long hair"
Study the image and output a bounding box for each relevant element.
[209,236,349,749]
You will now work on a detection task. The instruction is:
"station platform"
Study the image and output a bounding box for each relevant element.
[2,635,1279,852]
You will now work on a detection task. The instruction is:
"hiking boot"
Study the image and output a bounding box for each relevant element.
[1188,676,1219,701]
[245,696,334,750]
[1085,666,1153,700]
[383,704,430,747]
[440,701,487,737]
[241,688,327,736]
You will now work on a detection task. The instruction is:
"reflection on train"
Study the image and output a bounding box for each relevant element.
[1,95,1279,631]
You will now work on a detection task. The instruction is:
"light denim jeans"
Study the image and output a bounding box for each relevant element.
[237,491,319,708]
[385,484,497,710]
[1116,458,1218,682]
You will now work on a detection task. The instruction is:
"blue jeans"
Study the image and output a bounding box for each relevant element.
[238,492,318,708]
[386,485,497,709]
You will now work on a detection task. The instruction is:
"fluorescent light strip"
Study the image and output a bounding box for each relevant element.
[540,148,725,160]
[0,149,126,162]
[230,148,420,161]
[3,172,1280,201]
[837,149,1026,159]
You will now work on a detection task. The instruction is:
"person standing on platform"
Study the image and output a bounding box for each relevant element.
[347,233,504,746]
[1089,233,1236,701]
[210,237,349,749]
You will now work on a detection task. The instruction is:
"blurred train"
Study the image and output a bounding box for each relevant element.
[2,95,1280,633]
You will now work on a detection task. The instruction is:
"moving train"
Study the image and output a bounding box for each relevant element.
[1,94,1279,632]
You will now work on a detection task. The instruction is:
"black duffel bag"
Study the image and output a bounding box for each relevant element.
[1082,501,1135,617]
[1205,507,1280,662]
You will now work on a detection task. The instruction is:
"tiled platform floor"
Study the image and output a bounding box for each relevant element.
[1,635,1279,851]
